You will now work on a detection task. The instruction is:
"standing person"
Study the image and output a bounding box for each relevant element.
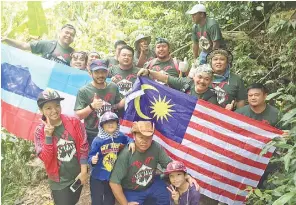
[134,34,156,67]
[186,4,225,65]
[2,24,76,65]
[86,51,101,71]
[109,121,198,205]
[74,59,123,146]
[165,161,201,205]
[108,45,139,96]
[106,40,127,68]
[88,111,135,205]
[70,51,88,70]
[137,64,219,106]
[235,83,283,189]
[144,37,181,78]
[207,49,247,110]
[34,89,88,205]
[235,83,280,127]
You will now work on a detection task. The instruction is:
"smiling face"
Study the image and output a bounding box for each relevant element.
[211,54,228,75]
[59,27,75,46]
[70,52,87,69]
[169,171,187,188]
[155,43,169,59]
[193,71,212,93]
[91,69,108,85]
[40,100,61,122]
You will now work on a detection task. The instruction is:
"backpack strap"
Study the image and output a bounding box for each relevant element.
[42,40,57,59]
[148,58,158,69]
[202,89,216,101]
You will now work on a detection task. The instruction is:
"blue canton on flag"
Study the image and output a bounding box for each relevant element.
[120,76,283,205]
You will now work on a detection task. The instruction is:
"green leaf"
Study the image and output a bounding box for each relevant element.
[27,2,48,36]
[281,108,296,122]
[272,192,296,205]
[266,92,281,101]
[283,150,294,171]
[254,189,263,198]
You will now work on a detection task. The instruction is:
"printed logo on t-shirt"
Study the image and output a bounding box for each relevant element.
[133,164,154,187]
[103,152,117,172]
[117,79,133,96]
[212,82,229,106]
[56,138,76,162]
[199,36,210,50]
[45,54,68,65]
[97,101,113,117]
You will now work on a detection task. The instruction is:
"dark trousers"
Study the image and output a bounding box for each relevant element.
[90,176,115,205]
[51,184,82,205]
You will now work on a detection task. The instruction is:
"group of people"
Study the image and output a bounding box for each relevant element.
[3,3,285,205]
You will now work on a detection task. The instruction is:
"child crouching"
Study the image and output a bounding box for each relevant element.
[88,111,135,205]
[166,161,200,205]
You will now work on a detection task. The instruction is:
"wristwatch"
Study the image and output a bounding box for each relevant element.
[89,104,95,111]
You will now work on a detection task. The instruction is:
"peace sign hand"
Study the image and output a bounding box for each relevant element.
[42,117,55,136]
[167,184,180,203]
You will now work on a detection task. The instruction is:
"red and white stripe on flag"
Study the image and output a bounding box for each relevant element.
[120,100,283,205]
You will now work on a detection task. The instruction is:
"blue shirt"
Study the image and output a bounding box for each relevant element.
[88,132,133,181]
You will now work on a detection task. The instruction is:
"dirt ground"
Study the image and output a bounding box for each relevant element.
[15,158,92,205]
[15,178,91,205]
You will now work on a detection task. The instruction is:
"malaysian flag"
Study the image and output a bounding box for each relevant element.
[120,77,283,205]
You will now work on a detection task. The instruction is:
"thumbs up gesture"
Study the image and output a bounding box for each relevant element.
[92,152,99,164]
[91,93,103,110]
[179,57,189,73]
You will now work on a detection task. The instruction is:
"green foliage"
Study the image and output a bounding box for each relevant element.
[1,1,296,204]
[27,2,48,36]
[1,128,46,205]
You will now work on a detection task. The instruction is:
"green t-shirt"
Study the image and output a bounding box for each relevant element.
[49,123,80,190]
[192,18,225,52]
[168,76,219,105]
[105,57,119,68]
[134,49,156,66]
[30,40,73,65]
[108,65,139,96]
[211,73,247,108]
[235,104,280,128]
[144,58,180,77]
[109,141,171,191]
[74,82,122,136]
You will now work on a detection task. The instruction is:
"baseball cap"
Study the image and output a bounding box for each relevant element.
[164,161,187,175]
[186,4,206,15]
[100,111,119,126]
[89,59,108,71]
[37,89,64,108]
[131,121,155,137]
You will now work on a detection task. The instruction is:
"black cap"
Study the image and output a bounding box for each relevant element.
[37,89,64,108]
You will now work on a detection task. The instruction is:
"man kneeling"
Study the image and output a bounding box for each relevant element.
[109,121,171,205]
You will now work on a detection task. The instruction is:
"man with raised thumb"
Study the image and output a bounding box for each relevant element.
[74,59,124,145]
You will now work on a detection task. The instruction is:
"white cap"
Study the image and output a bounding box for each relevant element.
[186,4,206,15]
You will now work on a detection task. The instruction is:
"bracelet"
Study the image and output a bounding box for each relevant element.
[89,104,95,111]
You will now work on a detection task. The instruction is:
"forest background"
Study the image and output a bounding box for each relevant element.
[1,1,296,205]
